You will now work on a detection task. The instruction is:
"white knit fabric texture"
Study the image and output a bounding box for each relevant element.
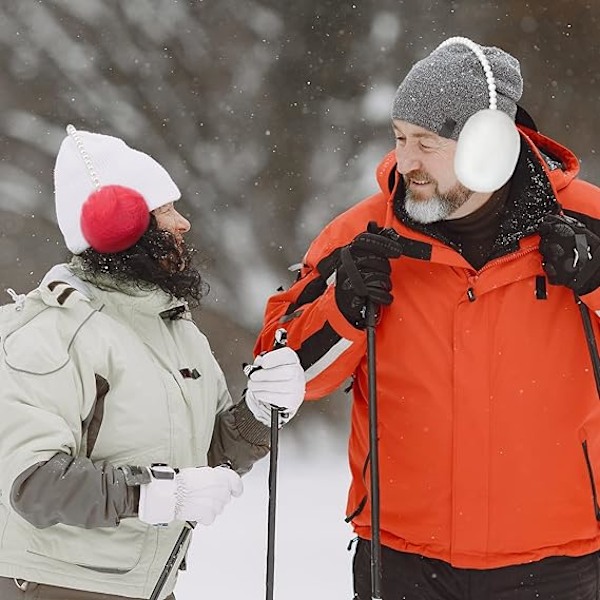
[54,126,181,254]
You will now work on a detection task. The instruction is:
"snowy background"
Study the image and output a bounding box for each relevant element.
[1,1,599,342]
[175,418,355,599]
[0,2,599,599]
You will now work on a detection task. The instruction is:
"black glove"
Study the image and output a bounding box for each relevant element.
[335,222,404,328]
[538,213,600,295]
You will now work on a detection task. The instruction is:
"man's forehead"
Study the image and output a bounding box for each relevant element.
[392,119,440,138]
[392,119,456,144]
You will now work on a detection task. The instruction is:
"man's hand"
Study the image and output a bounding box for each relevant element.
[245,346,306,427]
[335,222,404,328]
[539,214,600,295]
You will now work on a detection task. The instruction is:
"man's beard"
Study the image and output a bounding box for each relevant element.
[403,170,473,224]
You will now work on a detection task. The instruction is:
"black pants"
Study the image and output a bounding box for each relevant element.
[352,538,600,600]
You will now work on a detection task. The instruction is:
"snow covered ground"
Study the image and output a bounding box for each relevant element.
[175,418,354,599]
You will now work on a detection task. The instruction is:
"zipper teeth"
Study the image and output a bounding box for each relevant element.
[477,246,538,274]
[582,440,600,520]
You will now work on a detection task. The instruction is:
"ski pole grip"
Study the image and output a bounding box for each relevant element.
[243,329,288,378]
[273,328,288,349]
[365,299,378,329]
[270,328,289,416]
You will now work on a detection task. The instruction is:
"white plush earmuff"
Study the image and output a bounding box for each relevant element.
[437,37,521,193]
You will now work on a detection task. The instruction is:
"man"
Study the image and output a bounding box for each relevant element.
[255,38,600,599]
[0,126,305,600]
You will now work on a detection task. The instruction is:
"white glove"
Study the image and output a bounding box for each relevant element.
[245,346,306,427]
[138,465,243,526]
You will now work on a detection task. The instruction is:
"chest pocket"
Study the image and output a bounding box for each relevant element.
[3,292,97,375]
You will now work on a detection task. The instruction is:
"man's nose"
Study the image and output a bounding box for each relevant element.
[396,150,421,175]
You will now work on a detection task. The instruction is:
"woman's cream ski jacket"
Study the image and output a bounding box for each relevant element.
[0,263,269,599]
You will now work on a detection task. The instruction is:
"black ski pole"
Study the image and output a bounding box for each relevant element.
[365,299,383,600]
[575,292,600,395]
[149,521,195,600]
[245,328,288,600]
[266,401,281,600]
[265,328,288,600]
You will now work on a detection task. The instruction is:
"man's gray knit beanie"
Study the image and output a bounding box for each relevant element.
[391,41,523,140]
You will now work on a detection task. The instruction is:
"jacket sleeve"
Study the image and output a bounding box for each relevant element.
[11,454,139,529]
[206,352,270,474]
[208,396,270,474]
[254,224,367,400]
[0,361,138,529]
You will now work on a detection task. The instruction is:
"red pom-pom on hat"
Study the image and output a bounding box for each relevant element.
[80,185,150,253]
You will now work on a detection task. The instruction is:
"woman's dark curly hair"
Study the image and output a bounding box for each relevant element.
[76,215,208,307]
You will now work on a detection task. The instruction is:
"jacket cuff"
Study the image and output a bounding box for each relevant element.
[118,465,152,486]
[325,284,368,342]
[234,396,271,447]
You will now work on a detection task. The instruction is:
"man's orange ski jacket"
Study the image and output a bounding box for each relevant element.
[255,126,600,568]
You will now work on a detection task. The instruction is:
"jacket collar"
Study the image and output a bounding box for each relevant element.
[49,259,187,318]
[387,133,565,259]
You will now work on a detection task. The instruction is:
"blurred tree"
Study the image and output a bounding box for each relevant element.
[0,0,598,430]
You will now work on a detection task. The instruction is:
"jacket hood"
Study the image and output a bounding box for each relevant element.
[40,260,185,318]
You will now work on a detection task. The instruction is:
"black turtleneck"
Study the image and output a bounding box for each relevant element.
[434,183,511,270]
[393,139,560,267]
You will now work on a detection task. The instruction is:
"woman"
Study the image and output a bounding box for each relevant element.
[0,126,304,600]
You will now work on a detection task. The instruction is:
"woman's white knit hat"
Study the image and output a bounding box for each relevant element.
[54,125,181,254]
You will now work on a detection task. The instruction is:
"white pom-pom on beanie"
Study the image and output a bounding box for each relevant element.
[54,125,181,254]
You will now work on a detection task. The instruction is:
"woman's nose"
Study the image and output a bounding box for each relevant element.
[176,211,191,233]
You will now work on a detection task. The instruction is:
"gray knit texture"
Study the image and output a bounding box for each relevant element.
[391,43,523,140]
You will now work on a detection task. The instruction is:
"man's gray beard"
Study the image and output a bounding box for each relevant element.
[404,185,473,224]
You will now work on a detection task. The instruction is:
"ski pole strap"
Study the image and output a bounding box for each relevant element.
[340,246,370,297]
[243,329,289,378]
[379,227,432,261]
[274,328,288,348]
[243,363,261,378]
[574,232,592,269]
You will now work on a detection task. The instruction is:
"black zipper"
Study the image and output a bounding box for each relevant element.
[582,440,600,520]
